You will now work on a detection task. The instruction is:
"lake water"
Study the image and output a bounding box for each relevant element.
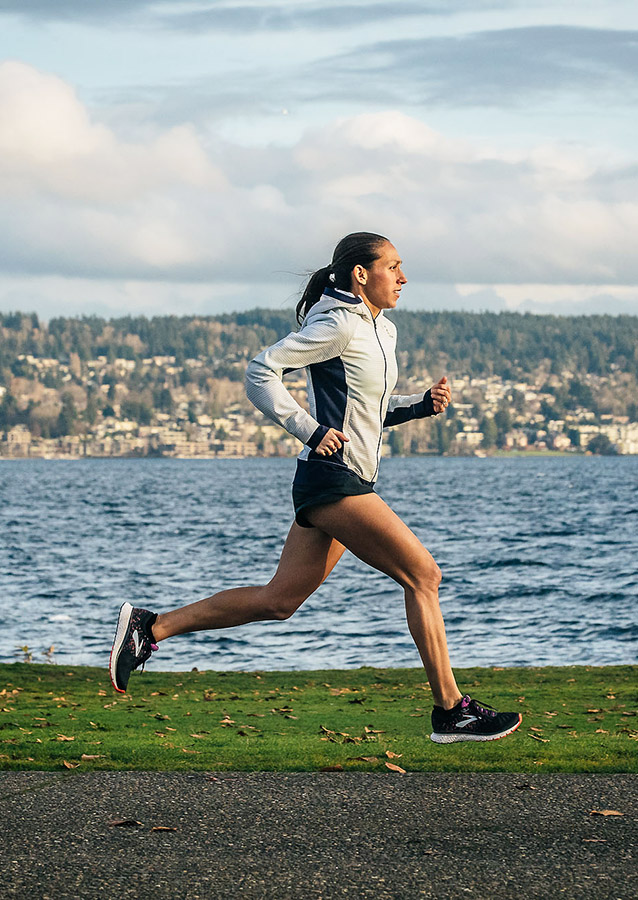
[0,457,636,672]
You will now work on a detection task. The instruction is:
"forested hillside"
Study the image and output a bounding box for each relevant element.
[2,309,638,382]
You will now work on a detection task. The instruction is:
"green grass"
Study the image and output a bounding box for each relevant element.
[0,663,636,774]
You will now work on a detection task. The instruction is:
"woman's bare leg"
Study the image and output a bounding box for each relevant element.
[152,522,346,641]
[306,493,462,710]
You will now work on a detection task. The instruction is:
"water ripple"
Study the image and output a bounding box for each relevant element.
[1,456,637,670]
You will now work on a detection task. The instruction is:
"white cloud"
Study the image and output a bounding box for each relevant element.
[0,62,637,314]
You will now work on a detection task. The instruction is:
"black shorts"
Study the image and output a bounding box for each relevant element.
[292,459,376,528]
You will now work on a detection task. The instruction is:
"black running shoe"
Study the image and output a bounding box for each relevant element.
[430,694,522,743]
[109,602,158,693]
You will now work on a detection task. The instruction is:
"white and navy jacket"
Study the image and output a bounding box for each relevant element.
[245,287,436,483]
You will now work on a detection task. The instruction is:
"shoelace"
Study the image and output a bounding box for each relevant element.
[465,696,497,718]
[140,642,159,673]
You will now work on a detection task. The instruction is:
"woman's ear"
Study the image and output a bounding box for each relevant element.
[353,264,367,285]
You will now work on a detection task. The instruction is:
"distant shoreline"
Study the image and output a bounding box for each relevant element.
[0,450,634,461]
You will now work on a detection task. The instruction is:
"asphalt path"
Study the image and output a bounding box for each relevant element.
[2,772,636,899]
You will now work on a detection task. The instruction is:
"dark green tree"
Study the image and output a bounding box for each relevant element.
[387,429,404,456]
[567,428,581,449]
[57,393,77,436]
[587,434,617,455]
[480,416,497,449]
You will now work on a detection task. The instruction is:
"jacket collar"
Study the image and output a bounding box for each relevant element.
[304,287,383,325]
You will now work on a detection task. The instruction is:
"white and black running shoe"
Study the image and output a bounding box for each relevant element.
[109,602,158,693]
[430,694,521,743]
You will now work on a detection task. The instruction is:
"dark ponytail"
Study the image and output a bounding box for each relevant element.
[296,231,388,324]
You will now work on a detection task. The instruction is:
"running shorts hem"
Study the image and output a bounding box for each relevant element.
[292,459,375,528]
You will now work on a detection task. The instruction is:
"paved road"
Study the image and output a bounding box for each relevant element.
[2,772,636,899]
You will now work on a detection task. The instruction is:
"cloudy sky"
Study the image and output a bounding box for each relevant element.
[1,0,637,319]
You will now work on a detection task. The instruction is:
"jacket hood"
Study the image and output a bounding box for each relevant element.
[303,286,379,325]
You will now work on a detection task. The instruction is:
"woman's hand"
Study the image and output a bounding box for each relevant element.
[316,428,349,457]
[431,376,451,413]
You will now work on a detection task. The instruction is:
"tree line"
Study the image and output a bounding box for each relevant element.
[2,309,637,382]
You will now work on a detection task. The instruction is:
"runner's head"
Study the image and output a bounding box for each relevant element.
[296,232,389,324]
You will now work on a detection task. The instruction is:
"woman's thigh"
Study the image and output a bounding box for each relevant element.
[268,520,346,601]
[305,493,439,590]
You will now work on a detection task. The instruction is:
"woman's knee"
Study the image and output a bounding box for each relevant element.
[401,556,442,594]
[261,581,314,620]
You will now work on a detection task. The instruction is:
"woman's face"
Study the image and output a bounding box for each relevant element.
[352,241,407,316]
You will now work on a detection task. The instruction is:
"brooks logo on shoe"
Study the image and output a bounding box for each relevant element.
[455,715,478,728]
[132,630,144,657]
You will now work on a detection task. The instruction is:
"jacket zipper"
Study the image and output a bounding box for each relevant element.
[372,315,388,482]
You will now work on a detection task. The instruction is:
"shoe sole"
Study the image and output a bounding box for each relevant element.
[109,601,133,694]
[430,714,522,744]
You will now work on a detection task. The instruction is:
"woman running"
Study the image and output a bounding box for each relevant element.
[109,232,521,743]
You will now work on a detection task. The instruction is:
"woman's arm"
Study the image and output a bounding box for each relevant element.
[384,376,451,427]
[245,308,357,449]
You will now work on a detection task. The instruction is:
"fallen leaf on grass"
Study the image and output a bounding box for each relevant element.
[108,819,143,827]
[528,734,549,743]
[348,756,379,762]
[587,709,602,713]
[150,826,177,832]
[56,734,75,741]
[81,754,104,760]
[62,760,80,769]
[219,716,235,727]
[182,748,201,754]
[385,762,406,774]
[529,727,544,733]
[595,729,609,734]
[590,809,623,817]
[319,765,343,772]
[385,751,402,759]
[189,733,210,739]
[364,726,386,734]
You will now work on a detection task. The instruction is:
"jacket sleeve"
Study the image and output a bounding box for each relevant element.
[245,309,357,448]
[383,390,436,427]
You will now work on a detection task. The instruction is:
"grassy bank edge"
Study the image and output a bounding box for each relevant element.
[1,663,636,774]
